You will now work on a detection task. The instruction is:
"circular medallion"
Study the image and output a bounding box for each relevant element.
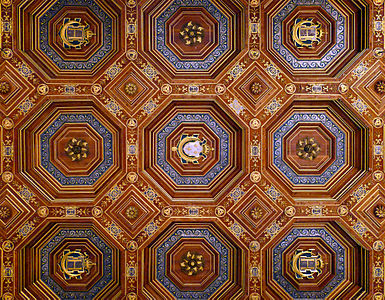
[2,118,14,130]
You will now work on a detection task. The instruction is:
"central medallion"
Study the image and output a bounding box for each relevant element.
[58,249,95,280]
[180,251,204,276]
[179,21,204,46]
[296,137,321,160]
[172,134,213,164]
[290,249,324,279]
[64,138,89,161]
[374,205,385,219]
[59,18,95,49]
[0,81,10,94]
[291,18,324,49]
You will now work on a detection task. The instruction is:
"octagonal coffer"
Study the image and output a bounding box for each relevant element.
[140,0,246,80]
[16,0,124,80]
[142,99,246,202]
[262,0,369,80]
[19,222,122,299]
[263,221,369,299]
[263,99,369,200]
[142,222,246,299]
[16,98,126,202]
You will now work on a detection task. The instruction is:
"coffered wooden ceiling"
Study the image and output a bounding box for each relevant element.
[0,0,384,299]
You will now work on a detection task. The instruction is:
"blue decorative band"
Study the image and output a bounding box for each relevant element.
[156,113,229,185]
[40,228,113,299]
[156,228,229,298]
[39,0,113,70]
[273,227,345,299]
[40,113,113,185]
[156,0,229,70]
[273,113,345,185]
[272,0,345,70]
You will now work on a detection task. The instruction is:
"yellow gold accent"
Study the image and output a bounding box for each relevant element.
[296,137,320,160]
[59,249,95,280]
[180,21,204,46]
[172,134,213,164]
[180,251,204,276]
[65,138,89,162]
[59,18,95,49]
[291,18,324,48]
[291,249,324,279]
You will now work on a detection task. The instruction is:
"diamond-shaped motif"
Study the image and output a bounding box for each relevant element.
[230,187,281,238]
[105,63,158,114]
[352,61,385,114]
[0,62,34,114]
[229,62,282,112]
[0,188,33,235]
[354,187,385,236]
[106,187,159,238]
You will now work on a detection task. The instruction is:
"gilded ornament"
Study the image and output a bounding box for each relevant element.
[373,117,384,128]
[1,0,12,7]
[180,21,204,46]
[374,205,385,219]
[1,171,13,183]
[250,207,263,220]
[373,240,384,251]
[250,294,260,300]
[124,82,138,95]
[290,249,324,279]
[91,83,102,95]
[1,48,13,60]
[127,240,138,252]
[0,206,11,220]
[2,117,13,129]
[37,206,49,218]
[284,206,296,217]
[0,81,10,94]
[373,170,384,182]
[161,84,172,95]
[127,118,138,129]
[59,18,95,49]
[215,206,226,217]
[125,206,139,219]
[127,293,137,300]
[2,240,14,252]
[297,137,320,160]
[374,293,383,300]
[215,84,226,95]
[338,83,349,94]
[126,49,138,60]
[250,171,261,183]
[374,47,384,58]
[180,251,204,276]
[249,48,260,60]
[337,205,349,216]
[285,83,296,94]
[127,172,138,183]
[172,134,213,164]
[162,206,173,217]
[250,82,262,95]
[249,118,261,129]
[59,249,95,280]
[37,84,49,95]
[291,18,324,48]
[249,241,260,252]
[65,138,89,161]
[373,0,384,5]
[126,0,136,7]
[250,0,259,7]
[92,206,103,218]
[375,80,385,94]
